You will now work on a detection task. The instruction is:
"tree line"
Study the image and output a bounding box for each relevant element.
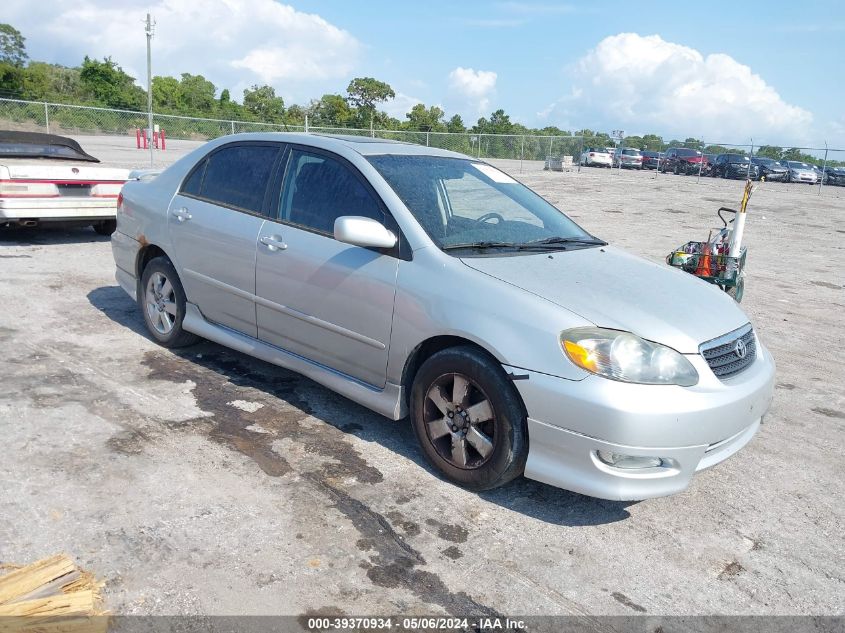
[0,23,835,166]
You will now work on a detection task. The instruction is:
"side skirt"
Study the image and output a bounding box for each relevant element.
[182,303,407,420]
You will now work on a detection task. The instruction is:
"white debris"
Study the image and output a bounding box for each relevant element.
[244,423,272,434]
[227,400,264,413]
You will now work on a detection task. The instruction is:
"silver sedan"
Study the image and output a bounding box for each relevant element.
[112,133,774,500]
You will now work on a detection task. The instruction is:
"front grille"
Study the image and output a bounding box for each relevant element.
[699,324,756,379]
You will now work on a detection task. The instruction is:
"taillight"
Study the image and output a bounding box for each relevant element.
[117,192,124,208]
[0,180,61,198]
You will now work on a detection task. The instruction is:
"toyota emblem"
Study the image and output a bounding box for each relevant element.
[734,339,747,359]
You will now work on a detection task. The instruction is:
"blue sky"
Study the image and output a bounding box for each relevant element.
[5,0,844,147]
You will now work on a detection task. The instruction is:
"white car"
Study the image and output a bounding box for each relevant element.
[0,131,130,234]
[784,161,818,185]
[579,147,612,168]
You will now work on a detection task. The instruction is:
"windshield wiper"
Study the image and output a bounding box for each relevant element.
[442,241,520,251]
[522,236,607,248]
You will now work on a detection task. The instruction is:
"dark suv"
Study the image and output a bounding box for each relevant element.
[661,148,706,175]
[712,154,760,180]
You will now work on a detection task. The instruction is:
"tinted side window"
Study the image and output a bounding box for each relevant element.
[199,144,279,214]
[280,150,384,235]
[181,160,205,196]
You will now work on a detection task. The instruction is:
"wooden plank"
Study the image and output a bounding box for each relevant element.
[0,555,76,606]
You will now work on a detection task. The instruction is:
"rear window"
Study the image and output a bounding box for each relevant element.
[190,144,279,214]
[675,149,701,157]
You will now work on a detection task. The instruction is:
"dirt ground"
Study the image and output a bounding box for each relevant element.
[0,151,843,619]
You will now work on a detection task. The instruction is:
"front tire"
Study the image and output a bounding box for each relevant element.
[410,346,528,491]
[139,257,199,348]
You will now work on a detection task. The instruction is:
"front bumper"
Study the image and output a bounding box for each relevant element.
[506,342,775,500]
[0,198,117,222]
[762,171,787,181]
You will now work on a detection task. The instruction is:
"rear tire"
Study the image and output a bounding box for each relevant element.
[93,220,116,236]
[139,256,199,348]
[410,346,528,491]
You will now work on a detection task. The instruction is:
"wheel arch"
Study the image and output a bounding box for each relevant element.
[400,334,523,414]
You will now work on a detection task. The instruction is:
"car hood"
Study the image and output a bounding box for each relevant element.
[461,246,749,353]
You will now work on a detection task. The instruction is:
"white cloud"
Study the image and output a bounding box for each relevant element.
[3,0,361,103]
[381,92,424,120]
[448,67,497,115]
[548,33,812,144]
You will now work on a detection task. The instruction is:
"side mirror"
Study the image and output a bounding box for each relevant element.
[334,216,397,249]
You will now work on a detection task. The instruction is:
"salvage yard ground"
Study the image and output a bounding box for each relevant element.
[0,146,843,618]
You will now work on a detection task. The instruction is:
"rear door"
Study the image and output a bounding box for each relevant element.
[255,147,400,388]
[168,142,282,337]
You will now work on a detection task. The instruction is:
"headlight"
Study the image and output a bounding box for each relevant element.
[560,327,699,386]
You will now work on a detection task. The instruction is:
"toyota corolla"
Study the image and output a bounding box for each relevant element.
[112,133,775,500]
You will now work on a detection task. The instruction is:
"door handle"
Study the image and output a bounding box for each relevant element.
[260,235,287,251]
[173,207,192,222]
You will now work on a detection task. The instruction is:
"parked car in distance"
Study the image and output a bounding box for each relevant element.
[641,150,663,170]
[711,154,760,180]
[821,164,845,186]
[112,132,775,500]
[784,161,818,184]
[0,130,129,234]
[751,157,788,181]
[661,147,706,175]
[701,154,717,176]
[613,148,644,169]
[579,147,612,168]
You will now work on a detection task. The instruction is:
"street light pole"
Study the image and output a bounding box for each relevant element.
[145,13,155,167]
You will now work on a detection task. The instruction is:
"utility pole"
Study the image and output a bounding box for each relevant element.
[145,13,155,167]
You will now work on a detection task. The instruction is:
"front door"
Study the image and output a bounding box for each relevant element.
[255,148,399,388]
[168,142,281,337]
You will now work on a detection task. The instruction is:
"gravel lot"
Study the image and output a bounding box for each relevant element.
[1,144,843,619]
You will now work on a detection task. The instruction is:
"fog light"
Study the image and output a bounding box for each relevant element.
[597,451,664,469]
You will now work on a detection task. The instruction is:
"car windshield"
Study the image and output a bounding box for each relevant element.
[753,157,775,165]
[788,161,810,168]
[621,149,641,156]
[675,149,701,157]
[726,154,749,162]
[367,155,599,253]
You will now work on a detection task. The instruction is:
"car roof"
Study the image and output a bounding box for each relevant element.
[207,131,470,159]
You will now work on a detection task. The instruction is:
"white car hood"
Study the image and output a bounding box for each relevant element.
[461,245,749,353]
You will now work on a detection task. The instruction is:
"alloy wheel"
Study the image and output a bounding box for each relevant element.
[145,271,178,335]
[423,373,496,469]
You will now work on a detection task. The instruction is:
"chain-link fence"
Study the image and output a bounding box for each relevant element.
[2,97,842,195]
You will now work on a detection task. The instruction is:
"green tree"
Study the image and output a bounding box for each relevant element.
[756,145,783,159]
[243,84,284,122]
[623,135,643,149]
[178,73,216,113]
[346,77,394,127]
[0,62,24,97]
[151,75,180,110]
[446,114,465,133]
[79,56,145,110]
[405,103,445,131]
[346,77,395,110]
[640,134,665,150]
[308,93,353,126]
[285,103,306,126]
[0,24,27,67]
